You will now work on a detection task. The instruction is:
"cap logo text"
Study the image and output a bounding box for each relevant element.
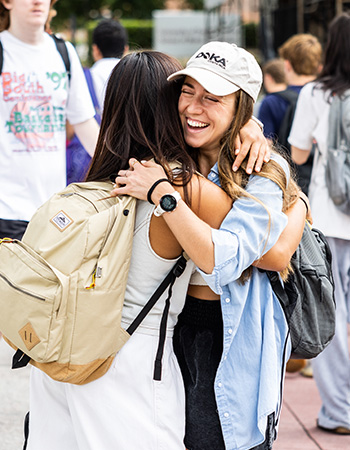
[195,52,226,69]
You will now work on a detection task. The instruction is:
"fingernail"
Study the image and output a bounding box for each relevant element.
[235,149,240,155]
[255,166,260,172]
[141,160,147,164]
[233,166,238,172]
[113,184,117,188]
[247,168,252,174]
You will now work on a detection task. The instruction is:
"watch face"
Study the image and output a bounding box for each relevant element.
[160,194,177,212]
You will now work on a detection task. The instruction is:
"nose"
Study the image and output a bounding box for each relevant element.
[185,95,204,114]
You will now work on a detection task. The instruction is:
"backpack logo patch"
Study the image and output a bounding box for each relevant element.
[19,322,40,351]
[50,211,73,231]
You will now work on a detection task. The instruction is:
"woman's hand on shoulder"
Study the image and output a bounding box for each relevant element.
[234,117,271,174]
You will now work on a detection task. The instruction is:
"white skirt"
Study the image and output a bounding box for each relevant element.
[26,329,186,450]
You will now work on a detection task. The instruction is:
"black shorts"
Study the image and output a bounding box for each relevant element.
[173,295,273,450]
[0,218,28,240]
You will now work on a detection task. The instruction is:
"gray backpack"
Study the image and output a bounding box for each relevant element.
[266,223,336,359]
[326,91,350,215]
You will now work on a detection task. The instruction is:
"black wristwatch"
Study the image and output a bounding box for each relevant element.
[154,191,182,217]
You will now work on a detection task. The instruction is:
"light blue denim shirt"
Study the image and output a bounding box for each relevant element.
[199,153,292,450]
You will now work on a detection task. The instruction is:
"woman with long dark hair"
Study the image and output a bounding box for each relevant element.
[290,13,350,435]
[26,50,234,450]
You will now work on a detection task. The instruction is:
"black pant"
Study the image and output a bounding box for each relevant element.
[0,218,28,240]
[173,295,274,450]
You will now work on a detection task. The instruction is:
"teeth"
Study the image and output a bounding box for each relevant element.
[187,119,208,128]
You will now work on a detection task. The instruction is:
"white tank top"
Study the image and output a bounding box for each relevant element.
[122,200,194,334]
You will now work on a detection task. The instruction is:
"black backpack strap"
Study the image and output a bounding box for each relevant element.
[266,270,288,303]
[274,89,299,104]
[12,348,31,369]
[0,36,70,80]
[126,254,187,381]
[0,40,3,76]
[51,34,71,82]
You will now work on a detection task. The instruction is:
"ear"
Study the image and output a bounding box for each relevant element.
[92,44,102,62]
[1,0,12,10]
[284,59,292,73]
[123,45,129,56]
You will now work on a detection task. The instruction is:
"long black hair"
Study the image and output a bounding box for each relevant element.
[316,13,350,98]
[86,51,196,190]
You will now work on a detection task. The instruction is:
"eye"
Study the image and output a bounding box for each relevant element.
[180,89,193,96]
[204,96,219,103]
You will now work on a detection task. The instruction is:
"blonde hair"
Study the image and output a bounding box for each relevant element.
[217,90,299,282]
[278,33,322,76]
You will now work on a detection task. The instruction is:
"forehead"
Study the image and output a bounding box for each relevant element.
[183,76,208,92]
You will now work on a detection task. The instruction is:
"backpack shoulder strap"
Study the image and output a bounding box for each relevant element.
[83,67,101,122]
[0,40,3,76]
[274,89,299,104]
[0,36,70,79]
[51,34,71,82]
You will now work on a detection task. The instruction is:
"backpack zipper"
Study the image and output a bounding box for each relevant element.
[61,192,100,213]
[0,272,46,302]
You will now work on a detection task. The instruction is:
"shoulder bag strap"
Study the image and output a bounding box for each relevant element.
[51,34,71,82]
[126,254,187,381]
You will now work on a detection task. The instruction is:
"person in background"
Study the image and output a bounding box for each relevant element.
[289,13,350,436]
[254,58,287,116]
[66,19,128,184]
[258,33,322,195]
[90,18,129,111]
[262,58,287,94]
[0,0,99,241]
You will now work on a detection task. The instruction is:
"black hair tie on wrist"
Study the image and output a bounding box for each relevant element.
[147,179,172,204]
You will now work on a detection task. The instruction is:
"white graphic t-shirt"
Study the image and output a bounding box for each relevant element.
[0,31,96,221]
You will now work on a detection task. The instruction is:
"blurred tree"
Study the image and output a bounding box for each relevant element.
[53,0,204,24]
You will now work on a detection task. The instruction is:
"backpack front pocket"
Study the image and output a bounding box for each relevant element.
[0,240,69,362]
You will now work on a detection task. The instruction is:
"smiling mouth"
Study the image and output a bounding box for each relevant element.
[187,118,209,129]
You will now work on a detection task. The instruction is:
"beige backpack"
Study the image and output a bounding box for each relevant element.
[0,181,138,385]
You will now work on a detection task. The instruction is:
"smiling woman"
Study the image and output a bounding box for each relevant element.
[178,78,236,156]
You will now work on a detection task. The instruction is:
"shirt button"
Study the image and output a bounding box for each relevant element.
[218,382,222,388]
[224,412,229,418]
[225,297,230,303]
[228,328,233,334]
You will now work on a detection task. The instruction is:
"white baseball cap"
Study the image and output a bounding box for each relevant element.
[167,41,262,102]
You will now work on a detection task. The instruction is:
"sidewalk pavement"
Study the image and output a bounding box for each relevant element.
[1,335,350,450]
[275,370,350,450]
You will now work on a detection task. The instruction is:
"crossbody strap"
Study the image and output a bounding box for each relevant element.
[127,255,187,381]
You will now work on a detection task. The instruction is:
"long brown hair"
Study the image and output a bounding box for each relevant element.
[86,51,196,200]
[218,90,299,281]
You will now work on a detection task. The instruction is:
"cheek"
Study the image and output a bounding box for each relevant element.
[178,98,186,116]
